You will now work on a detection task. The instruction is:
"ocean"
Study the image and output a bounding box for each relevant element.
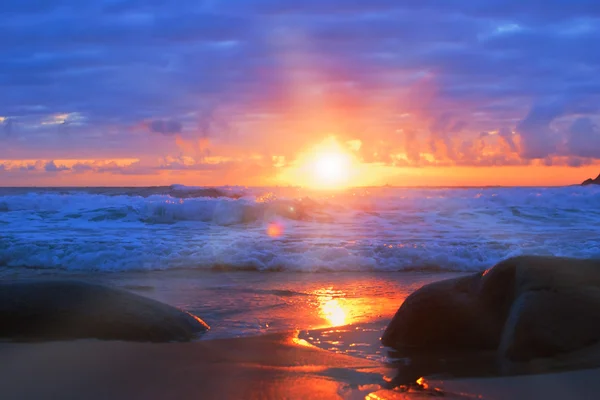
[2,185,599,272]
[2,184,599,360]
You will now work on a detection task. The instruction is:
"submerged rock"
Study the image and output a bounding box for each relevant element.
[382,256,600,372]
[0,280,209,342]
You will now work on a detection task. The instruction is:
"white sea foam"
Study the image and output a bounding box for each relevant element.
[1,185,600,272]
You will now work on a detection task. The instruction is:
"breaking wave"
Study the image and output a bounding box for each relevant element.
[1,185,600,272]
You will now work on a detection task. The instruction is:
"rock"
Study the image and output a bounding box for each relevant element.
[582,173,600,185]
[0,280,209,342]
[498,257,600,365]
[381,273,503,354]
[499,289,600,362]
[382,256,600,372]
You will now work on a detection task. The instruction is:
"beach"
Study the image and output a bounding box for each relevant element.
[3,186,600,398]
[4,268,600,399]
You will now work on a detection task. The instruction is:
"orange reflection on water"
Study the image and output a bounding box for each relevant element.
[313,286,403,328]
[314,288,350,327]
[291,337,314,348]
[321,299,347,326]
[416,377,429,390]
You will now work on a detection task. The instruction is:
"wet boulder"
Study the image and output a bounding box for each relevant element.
[381,273,503,353]
[498,257,600,364]
[0,280,209,342]
[499,289,600,362]
[383,256,600,371]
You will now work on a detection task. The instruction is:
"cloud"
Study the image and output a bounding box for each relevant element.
[44,160,69,172]
[566,156,594,167]
[515,100,578,159]
[19,164,38,172]
[567,117,600,158]
[71,162,94,173]
[148,120,183,135]
[498,127,517,153]
[2,118,15,135]
[515,97,600,159]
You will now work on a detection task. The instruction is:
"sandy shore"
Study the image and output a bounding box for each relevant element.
[427,368,600,400]
[0,332,388,400]
[2,331,598,400]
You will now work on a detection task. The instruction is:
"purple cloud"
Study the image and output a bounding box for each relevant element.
[44,160,69,172]
[567,117,600,158]
[148,120,183,135]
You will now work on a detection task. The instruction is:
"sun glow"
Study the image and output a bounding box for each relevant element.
[280,137,361,190]
[312,151,351,187]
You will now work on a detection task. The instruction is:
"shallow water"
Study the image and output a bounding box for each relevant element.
[1,269,463,361]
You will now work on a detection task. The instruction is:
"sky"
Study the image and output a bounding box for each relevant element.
[1,0,600,187]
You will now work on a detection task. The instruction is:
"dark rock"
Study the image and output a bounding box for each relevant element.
[0,280,209,342]
[498,257,600,365]
[383,256,600,373]
[382,273,503,353]
[582,173,600,185]
[499,289,600,362]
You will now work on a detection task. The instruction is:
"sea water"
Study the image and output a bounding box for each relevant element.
[2,185,599,272]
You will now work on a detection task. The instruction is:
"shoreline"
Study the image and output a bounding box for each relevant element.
[0,270,464,342]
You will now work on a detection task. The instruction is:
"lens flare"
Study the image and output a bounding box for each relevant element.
[267,222,283,237]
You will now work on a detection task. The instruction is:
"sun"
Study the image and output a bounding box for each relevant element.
[312,151,350,187]
[295,137,356,189]
[278,136,370,189]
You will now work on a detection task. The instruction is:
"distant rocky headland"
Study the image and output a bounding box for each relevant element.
[582,174,600,185]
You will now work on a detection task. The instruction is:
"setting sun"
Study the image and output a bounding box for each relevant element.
[279,136,372,189]
[312,151,351,187]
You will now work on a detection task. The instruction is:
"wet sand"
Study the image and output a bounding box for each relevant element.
[0,332,388,400]
[2,331,598,400]
[427,368,600,400]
